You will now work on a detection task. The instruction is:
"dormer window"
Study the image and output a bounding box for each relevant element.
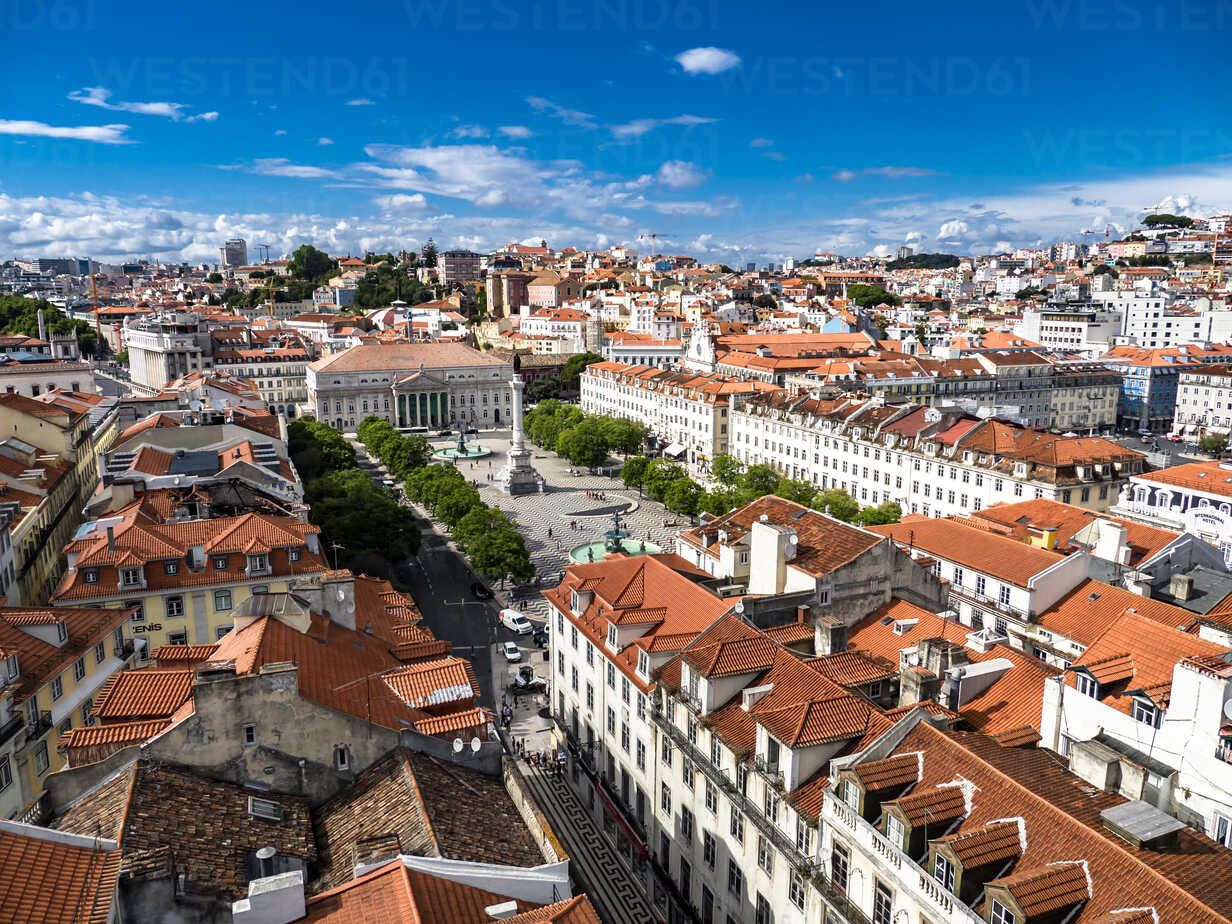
[5,654,18,681]
[1075,673,1099,698]
[606,624,618,650]
[289,547,301,562]
[570,589,581,614]
[56,621,67,643]
[213,555,228,570]
[164,560,179,575]
[122,568,141,586]
[637,650,650,676]
[989,901,1016,924]
[933,853,955,892]
[83,568,99,584]
[886,813,907,850]
[1132,698,1162,728]
[248,553,270,575]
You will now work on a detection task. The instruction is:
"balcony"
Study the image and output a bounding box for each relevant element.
[24,710,52,742]
[1216,743,1232,766]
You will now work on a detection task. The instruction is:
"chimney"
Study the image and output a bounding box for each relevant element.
[37,308,46,342]
[1123,570,1151,596]
[1169,573,1194,602]
[106,525,115,552]
[485,902,520,920]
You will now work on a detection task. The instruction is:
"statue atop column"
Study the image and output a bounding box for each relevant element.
[497,354,545,495]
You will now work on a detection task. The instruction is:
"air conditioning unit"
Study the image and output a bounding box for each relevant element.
[248,796,283,823]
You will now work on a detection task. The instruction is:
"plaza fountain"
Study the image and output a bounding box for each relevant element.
[569,510,662,563]
[432,430,491,461]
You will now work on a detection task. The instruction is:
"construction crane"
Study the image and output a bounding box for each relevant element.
[257,243,271,263]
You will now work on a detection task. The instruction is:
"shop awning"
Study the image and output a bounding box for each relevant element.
[592,779,648,858]
[663,443,686,458]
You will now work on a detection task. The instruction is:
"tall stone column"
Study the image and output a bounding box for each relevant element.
[497,360,544,495]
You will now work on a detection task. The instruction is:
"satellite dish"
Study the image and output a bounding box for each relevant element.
[452,737,464,753]
[734,601,745,614]
[189,399,203,412]
[256,846,276,861]
[1223,700,1232,721]
[470,736,481,752]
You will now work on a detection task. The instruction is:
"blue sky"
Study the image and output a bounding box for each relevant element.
[2,0,1230,263]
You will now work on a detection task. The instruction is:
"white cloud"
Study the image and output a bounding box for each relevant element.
[675,47,741,75]
[833,166,937,181]
[655,160,709,189]
[0,119,131,144]
[525,96,596,129]
[345,98,375,106]
[749,138,774,148]
[762,151,786,162]
[373,193,430,211]
[248,158,339,180]
[318,137,334,146]
[68,87,217,123]
[452,124,489,139]
[937,219,969,240]
[610,114,716,140]
[904,230,923,243]
[274,129,287,136]
[498,125,534,139]
[794,173,815,183]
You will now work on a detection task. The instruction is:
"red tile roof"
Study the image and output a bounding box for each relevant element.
[0,823,121,924]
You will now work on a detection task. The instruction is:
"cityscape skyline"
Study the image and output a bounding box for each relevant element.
[3,0,1231,264]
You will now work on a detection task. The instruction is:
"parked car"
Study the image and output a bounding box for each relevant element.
[470,582,493,600]
[512,665,546,692]
[532,625,550,647]
[438,428,453,436]
[464,426,479,434]
[501,641,522,662]
[500,609,532,634]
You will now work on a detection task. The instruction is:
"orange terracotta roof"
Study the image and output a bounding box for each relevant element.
[0,824,121,924]
[870,518,1063,587]
[1035,579,1198,647]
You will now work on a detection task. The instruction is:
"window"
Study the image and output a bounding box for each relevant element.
[289,547,301,562]
[952,565,964,587]
[334,745,350,770]
[248,553,269,573]
[975,575,986,597]
[679,857,691,904]
[164,560,179,575]
[755,894,773,924]
[606,706,615,736]
[873,880,893,924]
[1214,812,1232,848]
[934,853,955,892]
[166,596,184,618]
[51,676,63,700]
[999,584,1011,607]
[215,625,232,640]
[33,741,49,776]
[585,682,594,711]
[73,658,85,682]
[796,816,814,854]
[681,806,694,843]
[167,630,187,646]
[886,813,906,847]
[682,759,694,790]
[840,778,859,809]
[243,724,256,745]
[56,621,67,643]
[94,641,106,665]
[0,755,11,791]
[660,782,672,814]
[84,568,99,584]
[763,786,779,823]
[703,831,717,869]
[661,739,673,768]
[757,834,774,873]
[122,567,142,586]
[213,555,228,570]
[730,808,744,843]
[621,722,630,752]
[1133,699,1162,728]
[1076,674,1098,698]
[727,859,743,896]
[126,601,144,622]
[214,589,233,611]
[571,666,579,692]
[789,871,806,911]
[636,739,646,770]
[705,779,717,813]
[990,901,1017,924]
[832,841,850,893]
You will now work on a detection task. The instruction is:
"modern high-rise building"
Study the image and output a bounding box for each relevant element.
[895,245,914,260]
[436,249,481,284]
[219,238,248,269]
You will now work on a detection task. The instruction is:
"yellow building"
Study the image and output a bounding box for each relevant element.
[0,391,107,605]
[0,603,136,819]
[52,500,327,652]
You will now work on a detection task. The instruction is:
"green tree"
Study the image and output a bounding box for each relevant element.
[846,284,901,308]
[752,294,778,310]
[561,351,604,385]
[1092,264,1118,278]
[812,488,859,523]
[600,417,648,456]
[740,464,780,498]
[526,374,561,403]
[1200,433,1228,455]
[710,452,745,487]
[288,244,335,282]
[885,253,960,271]
[437,483,483,527]
[621,456,652,491]
[470,525,534,586]
[644,459,687,501]
[116,350,129,366]
[774,478,815,505]
[453,506,513,554]
[664,479,703,517]
[421,239,439,268]
[700,487,740,516]
[306,468,420,575]
[207,272,223,284]
[556,417,610,468]
[857,501,901,526]
[1142,213,1194,229]
[871,314,890,337]
[288,420,356,482]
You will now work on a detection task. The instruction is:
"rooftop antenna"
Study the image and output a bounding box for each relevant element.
[328,540,345,569]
